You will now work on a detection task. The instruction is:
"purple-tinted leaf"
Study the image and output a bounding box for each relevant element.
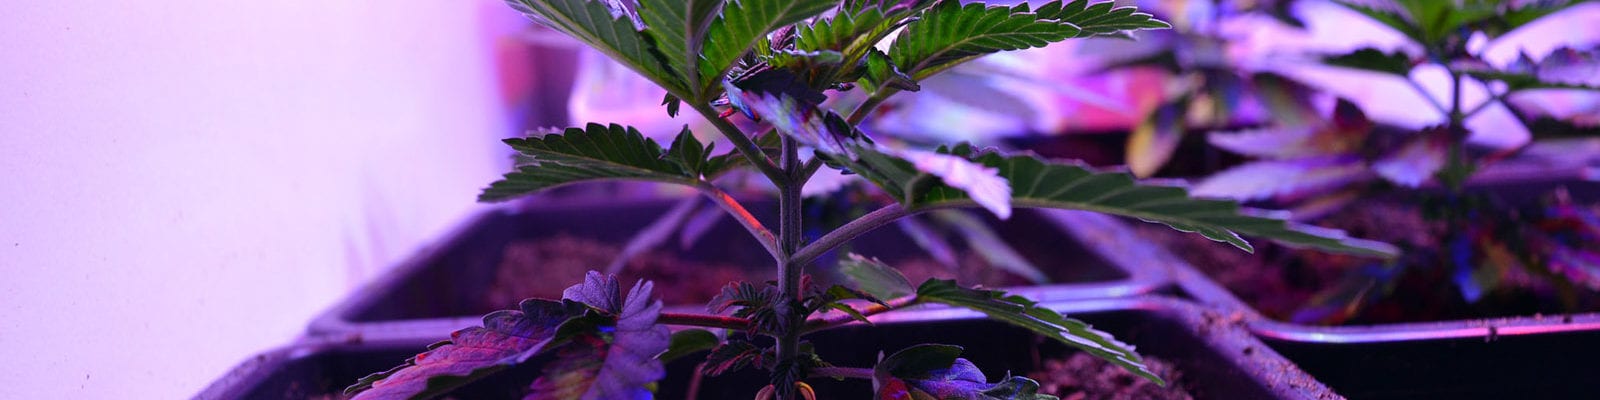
[346,299,581,399]
[873,344,1054,399]
[1209,126,1325,158]
[707,281,782,334]
[1126,98,1186,178]
[702,340,765,377]
[1192,158,1372,202]
[1372,130,1448,188]
[529,272,671,399]
[885,147,1013,219]
[725,84,857,157]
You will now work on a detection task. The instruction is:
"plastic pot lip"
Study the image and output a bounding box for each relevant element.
[204,296,1334,400]
[1145,167,1600,344]
[304,196,1175,338]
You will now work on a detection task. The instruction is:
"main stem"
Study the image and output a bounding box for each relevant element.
[774,135,807,399]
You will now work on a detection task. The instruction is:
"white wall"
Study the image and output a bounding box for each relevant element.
[0,1,541,398]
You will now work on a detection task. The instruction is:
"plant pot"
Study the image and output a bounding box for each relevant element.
[308,196,1169,339]
[200,297,1335,399]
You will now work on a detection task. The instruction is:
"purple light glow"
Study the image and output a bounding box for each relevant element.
[0,1,541,398]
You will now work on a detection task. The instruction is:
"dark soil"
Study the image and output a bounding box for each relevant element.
[1028,353,1192,400]
[487,235,1043,308]
[1137,201,1596,324]
[488,234,763,307]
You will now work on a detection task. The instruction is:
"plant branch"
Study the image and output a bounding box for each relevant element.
[847,90,897,125]
[803,295,920,334]
[695,182,781,260]
[792,203,915,267]
[809,366,876,380]
[658,312,752,330]
[692,103,786,183]
[1406,76,1450,116]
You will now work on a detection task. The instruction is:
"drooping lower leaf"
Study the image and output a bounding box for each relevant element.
[914,279,1162,385]
[528,272,672,399]
[345,299,586,399]
[873,344,1058,399]
[480,123,706,202]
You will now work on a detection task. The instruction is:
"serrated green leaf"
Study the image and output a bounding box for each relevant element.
[913,280,1161,386]
[638,0,726,97]
[846,143,1398,257]
[891,0,1166,79]
[666,127,709,176]
[699,0,838,94]
[890,1,1080,79]
[507,0,688,95]
[839,254,917,299]
[1034,0,1170,37]
[1323,47,1413,76]
[660,329,721,363]
[479,123,706,202]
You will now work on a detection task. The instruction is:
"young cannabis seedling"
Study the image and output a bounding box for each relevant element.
[345,1,1394,398]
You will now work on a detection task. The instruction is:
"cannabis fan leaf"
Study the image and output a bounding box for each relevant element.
[890,0,1167,79]
[480,124,730,202]
[346,272,668,400]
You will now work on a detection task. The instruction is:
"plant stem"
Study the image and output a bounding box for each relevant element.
[657,313,752,330]
[1442,69,1471,192]
[695,182,781,260]
[791,203,914,267]
[802,295,920,334]
[772,134,807,400]
[1406,76,1450,116]
[809,367,875,380]
[691,103,786,183]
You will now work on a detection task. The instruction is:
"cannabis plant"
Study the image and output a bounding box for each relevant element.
[1182,0,1600,322]
[343,1,1394,398]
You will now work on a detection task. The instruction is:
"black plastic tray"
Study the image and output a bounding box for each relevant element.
[306,197,1170,338]
[199,297,1334,399]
